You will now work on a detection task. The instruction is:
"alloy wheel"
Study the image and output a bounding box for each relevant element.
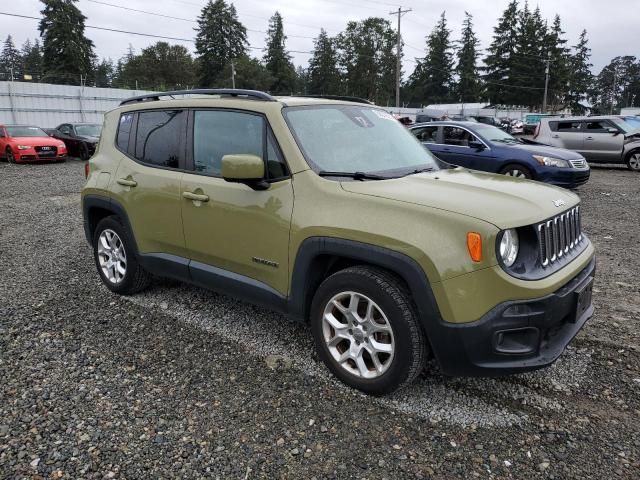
[504,168,527,178]
[322,291,395,379]
[97,229,127,284]
[6,148,15,163]
[629,153,640,171]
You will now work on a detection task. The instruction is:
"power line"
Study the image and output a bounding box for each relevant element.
[84,0,317,39]
[0,11,314,54]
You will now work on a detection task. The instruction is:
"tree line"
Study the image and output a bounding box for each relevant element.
[1,0,639,114]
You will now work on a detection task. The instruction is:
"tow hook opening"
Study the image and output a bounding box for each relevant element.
[493,327,540,355]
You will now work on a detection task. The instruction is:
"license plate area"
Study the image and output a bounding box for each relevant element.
[572,276,593,323]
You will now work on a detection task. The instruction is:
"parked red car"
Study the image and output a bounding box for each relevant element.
[0,124,68,163]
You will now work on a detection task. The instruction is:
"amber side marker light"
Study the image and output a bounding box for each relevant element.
[84,163,90,179]
[467,232,483,262]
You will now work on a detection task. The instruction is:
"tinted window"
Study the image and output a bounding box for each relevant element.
[0,129,4,138]
[116,113,134,152]
[551,121,581,132]
[193,111,263,177]
[134,110,185,168]
[266,130,288,179]
[583,120,611,133]
[443,126,477,147]
[411,126,438,143]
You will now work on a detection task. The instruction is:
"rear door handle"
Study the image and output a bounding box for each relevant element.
[182,191,209,202]
[117,178,137,187]
[551,134,560,138]
[585,136,594,141]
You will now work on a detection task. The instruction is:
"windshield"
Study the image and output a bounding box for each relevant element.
[471,124,519,143]
[613,117,640,133]
[284,105,439,176]
[75,124,102,137]
[6,126,48,137]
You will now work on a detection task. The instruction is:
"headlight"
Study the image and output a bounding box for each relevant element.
[533,155,569,168]
[499,229,519,267]
[58,144,66,149]
[17,145,32,150]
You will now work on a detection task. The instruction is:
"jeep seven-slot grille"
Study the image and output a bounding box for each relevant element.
[537,206,582,267]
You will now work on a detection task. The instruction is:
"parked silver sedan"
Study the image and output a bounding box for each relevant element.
[534,116,640,171]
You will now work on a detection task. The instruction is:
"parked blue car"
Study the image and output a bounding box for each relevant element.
[409,121,590,188]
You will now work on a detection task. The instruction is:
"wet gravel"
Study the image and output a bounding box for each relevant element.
[1,160,639,479]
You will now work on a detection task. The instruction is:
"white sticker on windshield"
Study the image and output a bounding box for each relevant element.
[371,109,396,121]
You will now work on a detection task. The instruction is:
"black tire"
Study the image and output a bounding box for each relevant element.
[626,150,640,171]
[310,266,427,395]
[6,147,16,164]
[500,163,532,179]
[92,216,151,295]
[79,143,90,161]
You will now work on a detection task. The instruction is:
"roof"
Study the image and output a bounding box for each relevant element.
[539,115,620,123]
[410,121,482,128]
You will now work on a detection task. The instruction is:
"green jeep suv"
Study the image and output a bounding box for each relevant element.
[82,89,596,394]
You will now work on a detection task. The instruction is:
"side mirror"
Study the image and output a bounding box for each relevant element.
[469,140,485,151]
[607,127,620,136]
[221,154,269,190]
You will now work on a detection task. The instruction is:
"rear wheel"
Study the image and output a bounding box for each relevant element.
[93,216,151,295]
[626,151,640,171]
[6,147,16,164]
[310,266,427,395]
[500,164,532,179]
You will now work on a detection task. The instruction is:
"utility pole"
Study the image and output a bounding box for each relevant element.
[610,68,618,114]
[231,61,236,89]
[389,7,412,108]
[542,52,550,113]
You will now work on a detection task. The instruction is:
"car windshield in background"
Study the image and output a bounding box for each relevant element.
[284,105,439,177]
[613,117,640,133]
[75,124,102,137]
[7,126,48,137]
[472,124,519,143]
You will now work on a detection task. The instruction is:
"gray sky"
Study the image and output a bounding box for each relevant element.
[0,0,634,77]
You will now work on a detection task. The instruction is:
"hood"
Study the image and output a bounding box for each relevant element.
[504,143,583,160]
[77,135,100,143]
[340,168,580,229]
[11,136,64,147]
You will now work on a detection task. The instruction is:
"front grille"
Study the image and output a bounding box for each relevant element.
[35,146,57,158]
[569,159,586,169]
[537,206,583,267]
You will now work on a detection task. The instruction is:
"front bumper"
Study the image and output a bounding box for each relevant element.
[539,168,590,188]
[432,257,595,376]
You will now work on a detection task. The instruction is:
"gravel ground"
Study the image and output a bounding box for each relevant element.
[1,160,639,479]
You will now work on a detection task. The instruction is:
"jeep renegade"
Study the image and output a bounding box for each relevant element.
[82,89,596,394]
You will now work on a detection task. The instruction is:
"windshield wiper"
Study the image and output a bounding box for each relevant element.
[410,167,435,174]
[318,170,391,180]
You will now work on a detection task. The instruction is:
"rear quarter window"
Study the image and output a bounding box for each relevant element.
[116,113,134,152]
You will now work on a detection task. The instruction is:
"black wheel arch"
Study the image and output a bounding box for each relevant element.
[83,195,139,255]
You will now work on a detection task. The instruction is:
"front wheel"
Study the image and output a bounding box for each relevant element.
[6,147,16,164]
[500,164,532,179]
[310,266,427,395]
[626,151,640,171]
[93,216,151,295]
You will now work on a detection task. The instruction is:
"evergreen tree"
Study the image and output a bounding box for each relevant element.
[406,12,454,105]
[263,12,297,94]
[21,39,43,81]
[590,56,639,114]
[543,15,571,110]
[195,0,248,87]
[336,17,397,105]
[308,29,341,95]
[295,66,309,94]
[94,59,115,88]
[39,0,96,85]
[0,36,22,81]
[454,12,481,103]
[483,0,519,105]
[213,55,274,90]
[566,30,592,114]
[512,3,548,109]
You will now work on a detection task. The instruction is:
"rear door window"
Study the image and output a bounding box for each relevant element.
[134,110,185,169]
[550,121,582,132]
[411,126,439,143]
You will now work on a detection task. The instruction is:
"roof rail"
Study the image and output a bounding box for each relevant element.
[120,89,276,106]
[291,95,374,105]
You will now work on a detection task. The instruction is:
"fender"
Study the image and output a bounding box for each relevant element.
[82,194,139,255]
[288,236,442,326]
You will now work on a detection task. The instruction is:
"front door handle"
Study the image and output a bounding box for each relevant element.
[182,191,209,202]
[117,178,137,187]
[552,134,560,138]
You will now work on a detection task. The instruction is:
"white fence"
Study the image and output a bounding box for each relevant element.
[0,82,154,127]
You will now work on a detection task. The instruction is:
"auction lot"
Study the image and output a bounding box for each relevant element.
[1,160,639,479]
